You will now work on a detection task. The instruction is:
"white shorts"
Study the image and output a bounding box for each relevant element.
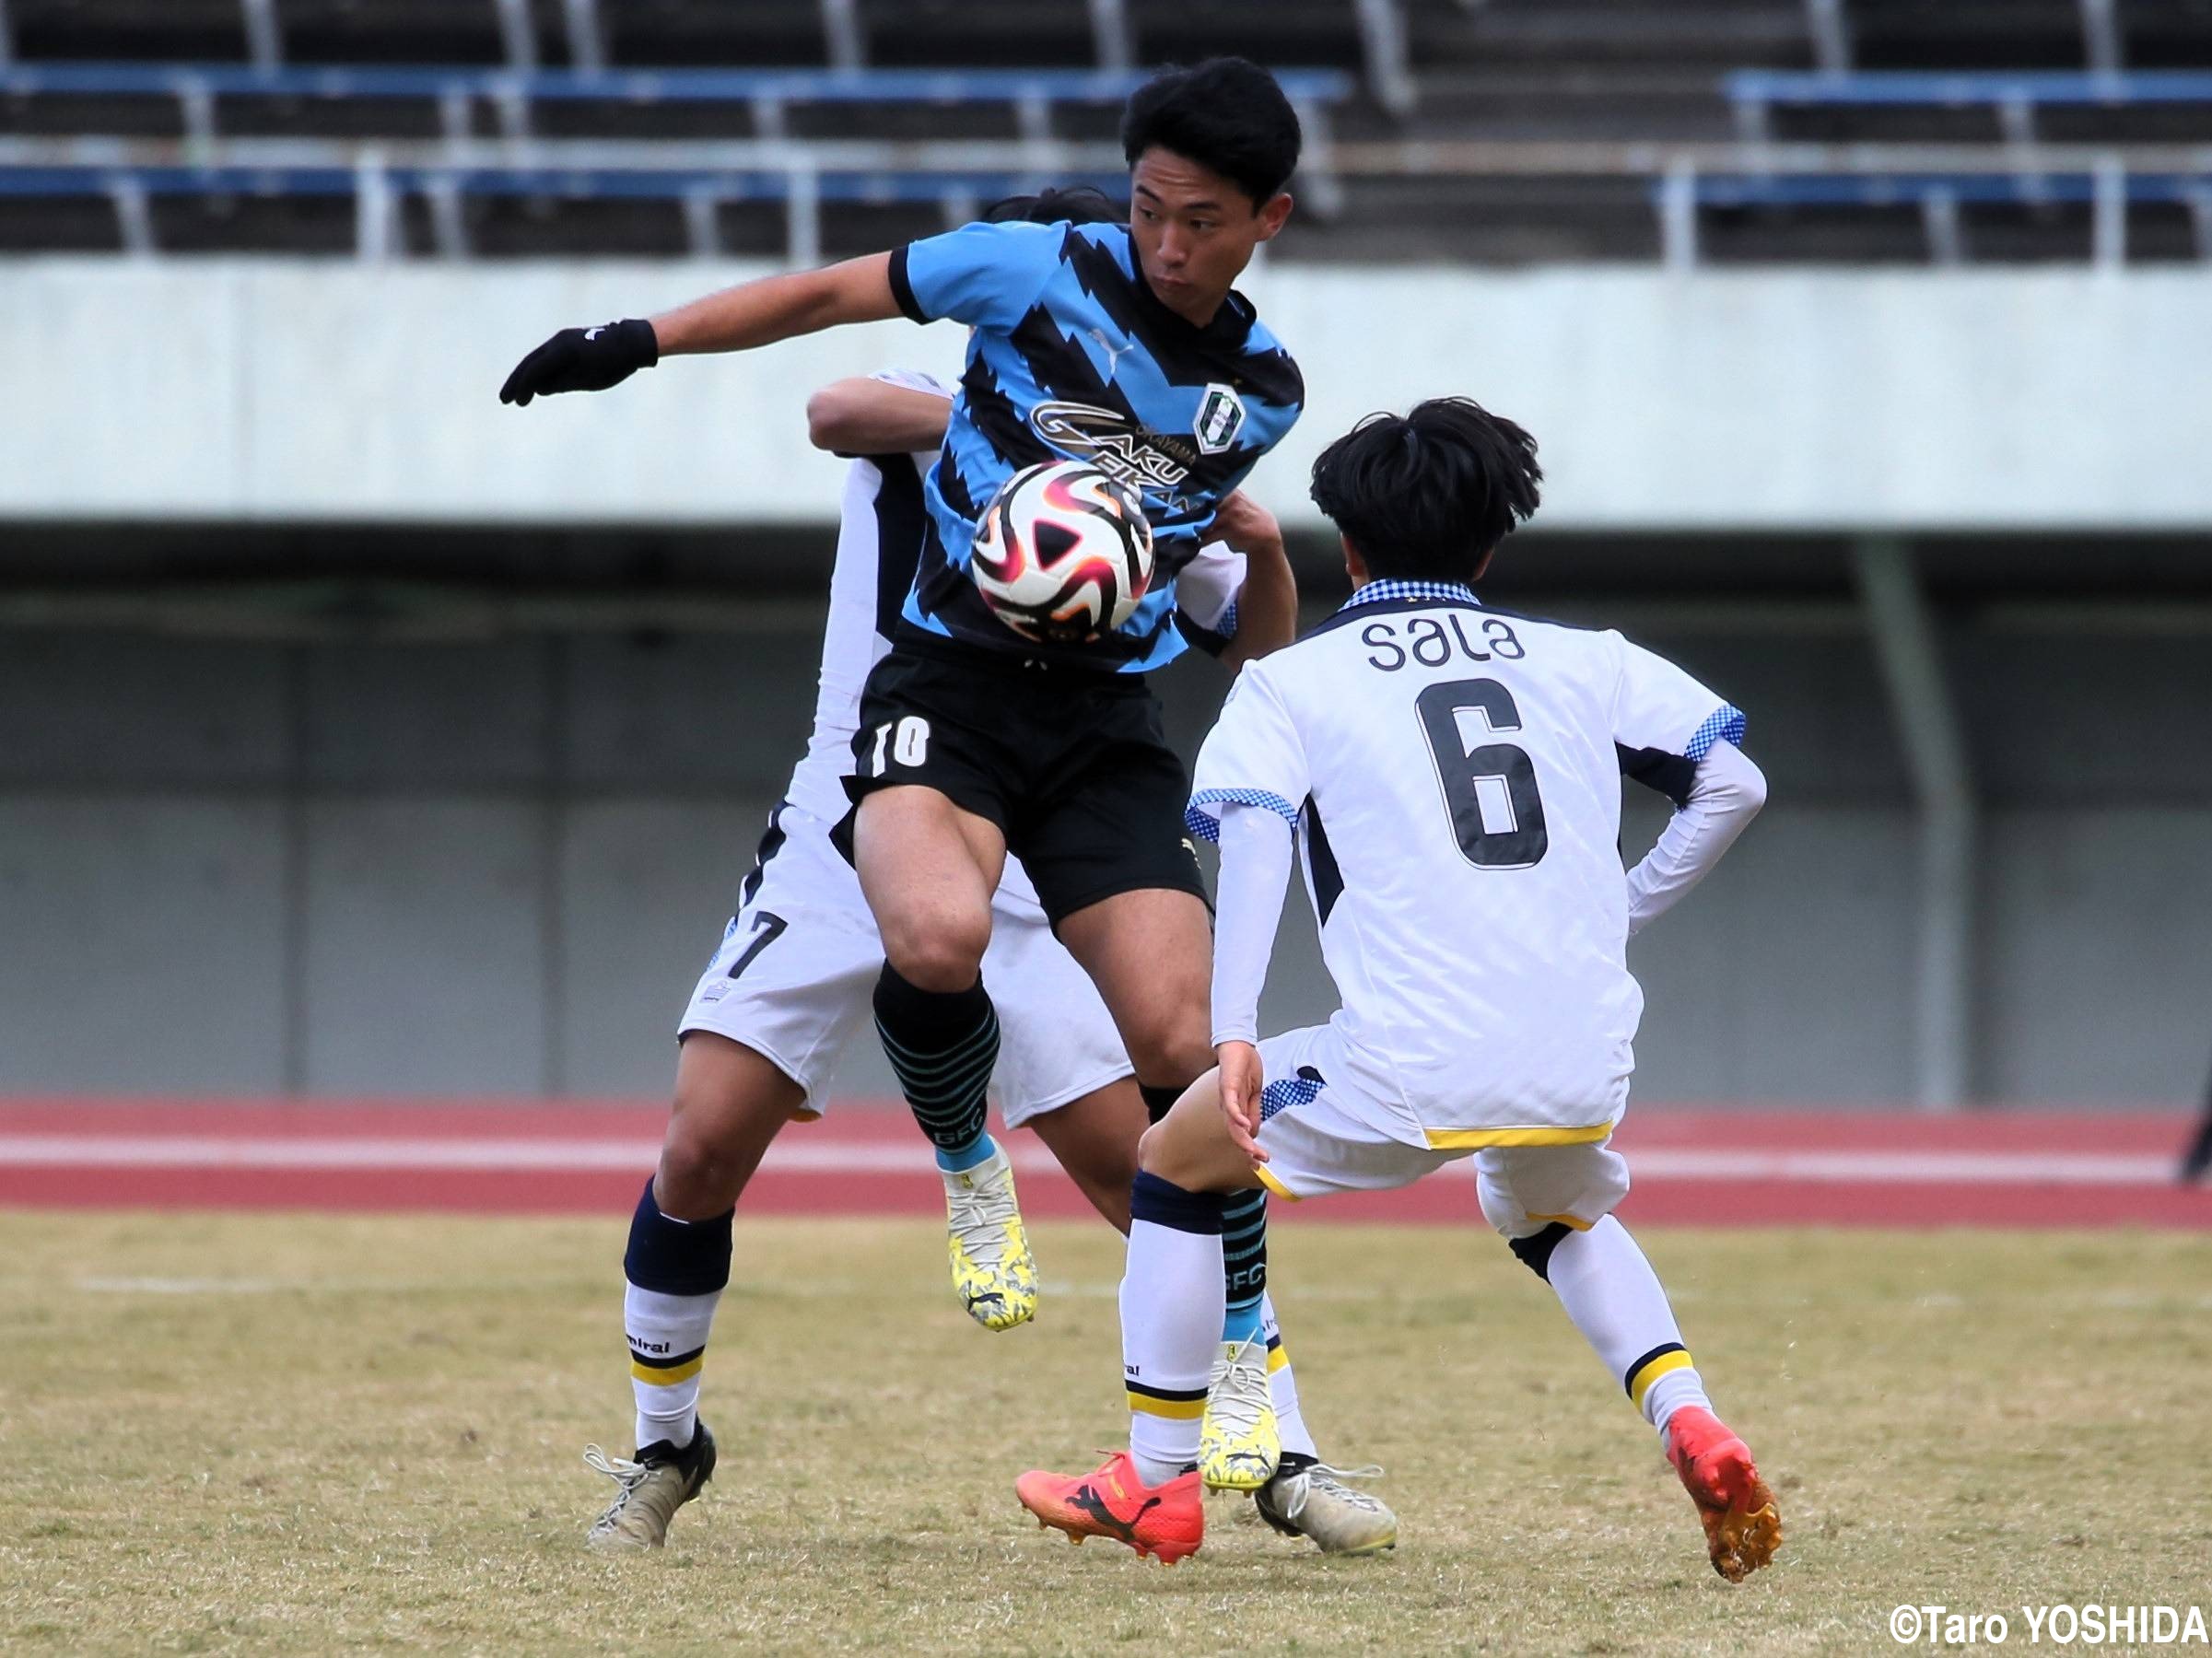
[1250,1023,1631,1236]
[678,801,1132,1126]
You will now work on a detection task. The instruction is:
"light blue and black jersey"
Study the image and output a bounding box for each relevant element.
[887,218,1304,673]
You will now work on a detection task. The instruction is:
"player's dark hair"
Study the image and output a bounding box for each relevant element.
[983,185,1122,227]
[1119,57,1302,206]
[1308,398,1543,583]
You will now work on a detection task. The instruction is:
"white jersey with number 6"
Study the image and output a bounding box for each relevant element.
[1188,580,1745,1147]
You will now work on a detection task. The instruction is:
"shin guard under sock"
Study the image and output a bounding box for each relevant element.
[622,1179,733,1451]
[1123,1171,1228,1483]
[874,965,1000,1169]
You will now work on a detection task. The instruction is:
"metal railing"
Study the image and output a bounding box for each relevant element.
[6,132,2209,264]
[1728,69,2212,146]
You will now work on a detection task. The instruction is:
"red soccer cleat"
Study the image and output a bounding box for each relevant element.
[1015,1451,1205,1565]
[1664,1406,1784,1582]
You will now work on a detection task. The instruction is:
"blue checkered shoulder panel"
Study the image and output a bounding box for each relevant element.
[1185,788,1302,844]
[1685,704,1748,762]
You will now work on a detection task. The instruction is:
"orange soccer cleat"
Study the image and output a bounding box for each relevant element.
[1664,1406,1784,1582]
[1014,1451,1205,1565]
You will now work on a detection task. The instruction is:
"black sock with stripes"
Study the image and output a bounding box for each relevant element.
[1221,1189,1269,1345]
[873,964,1001,1172]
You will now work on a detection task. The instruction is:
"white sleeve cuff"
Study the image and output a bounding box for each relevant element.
[1210,801,1294,1047]
[1625,739,1767,935]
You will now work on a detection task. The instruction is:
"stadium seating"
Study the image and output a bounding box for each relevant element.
[1727,69,2212,144]
[0,0,2207,263]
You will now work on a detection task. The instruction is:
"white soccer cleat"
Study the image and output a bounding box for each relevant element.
[942,1144,1038,1331]
[582,1421,717,1551]
[1255,1456,1399,1555]
[1199,1336,1281,1490]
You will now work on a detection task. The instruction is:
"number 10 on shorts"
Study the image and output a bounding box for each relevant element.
[870,716,930,775]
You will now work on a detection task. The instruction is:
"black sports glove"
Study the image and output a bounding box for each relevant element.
[498,318,660,406]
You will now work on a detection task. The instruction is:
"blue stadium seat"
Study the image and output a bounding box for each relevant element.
[1725,69,2212,144]
[1680,169,2212,210]
[1726,69,2212,108]
[0,62,1353,119]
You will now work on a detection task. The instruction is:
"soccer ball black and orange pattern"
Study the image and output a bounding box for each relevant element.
[969,461,1156,645]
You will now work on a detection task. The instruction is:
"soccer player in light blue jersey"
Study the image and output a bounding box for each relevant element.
[508,76,1393,1552]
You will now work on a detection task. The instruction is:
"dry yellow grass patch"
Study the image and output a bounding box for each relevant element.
[2,1212,2207,1655]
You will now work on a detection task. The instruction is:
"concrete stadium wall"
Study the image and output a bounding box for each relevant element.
[5,617,2209,1105]
[4,259,2211,531]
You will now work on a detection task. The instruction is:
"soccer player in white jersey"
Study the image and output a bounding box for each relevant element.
[1017,398,1782,1582]
[583,194,1394,1559]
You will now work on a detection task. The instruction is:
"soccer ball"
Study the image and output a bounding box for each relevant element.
[969,461,1155,644]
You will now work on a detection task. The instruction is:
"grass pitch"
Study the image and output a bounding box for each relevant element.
[3,1212,2207,1656]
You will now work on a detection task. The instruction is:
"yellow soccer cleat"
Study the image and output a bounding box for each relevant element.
[1199,1336,1280,1490]
[942,1143,1038,1331]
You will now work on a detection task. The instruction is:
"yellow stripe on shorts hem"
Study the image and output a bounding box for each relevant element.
[630,1355,705,1385]
[1253,1166,1302,1201]
[1422,1120,1616,1150]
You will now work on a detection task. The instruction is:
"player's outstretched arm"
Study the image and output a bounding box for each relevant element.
[1207,491,1298,667]
[652,253,899,355]
[1625,740,1767,935]
[804,378,953,456]
[499,253,901,407]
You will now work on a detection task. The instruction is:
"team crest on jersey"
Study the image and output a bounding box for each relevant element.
[1193,384,1246,455]
[1029,400,1197,493]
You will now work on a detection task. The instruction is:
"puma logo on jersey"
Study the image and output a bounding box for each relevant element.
[1087,327,1135,376]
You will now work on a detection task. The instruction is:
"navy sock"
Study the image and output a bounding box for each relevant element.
[1130,1169,1229,1232]
[624,1178,733,1296]
[622,1178,733,1452]
[873,965,1000,1163]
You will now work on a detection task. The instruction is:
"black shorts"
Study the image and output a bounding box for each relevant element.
[838,633,1209,926]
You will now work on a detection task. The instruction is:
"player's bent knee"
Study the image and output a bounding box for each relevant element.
[1133,1103,1249,1194]
[1123,1027,1215,1095]
[1136,1118,1210,1186]
[877,907,990,993]
[657,1051,799,1214]
[1134,1120,1171,1176]
[655,1127,750,1217]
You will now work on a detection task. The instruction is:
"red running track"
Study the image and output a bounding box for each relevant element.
[2,1099,2208,1229]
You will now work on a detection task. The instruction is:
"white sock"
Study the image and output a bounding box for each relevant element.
[1259,1294,1318,1461]
[1641,1366,1713,1438]
[625,1284,720,1453]
[1541,1216,1712,1438]
[1122,1214,1224,1486]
